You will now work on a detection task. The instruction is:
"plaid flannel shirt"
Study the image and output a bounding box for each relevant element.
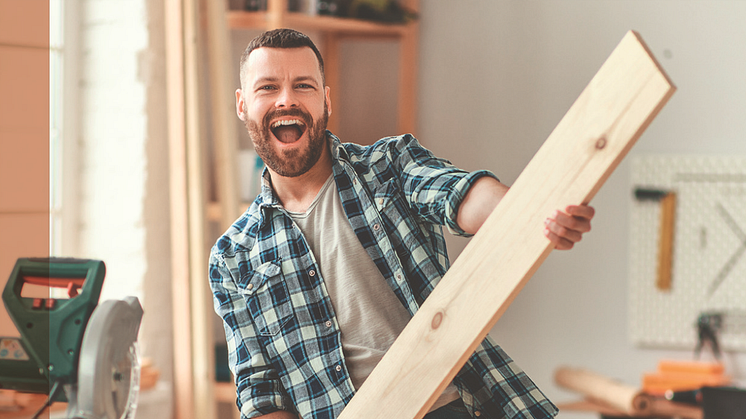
[209,133,558,419]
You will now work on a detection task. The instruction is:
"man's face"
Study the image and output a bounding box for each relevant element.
[237,47,331,178]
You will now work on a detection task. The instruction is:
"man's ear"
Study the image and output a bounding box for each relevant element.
[236,89,246,121]
[325,85,332,117]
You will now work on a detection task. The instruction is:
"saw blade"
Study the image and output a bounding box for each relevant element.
[70,297,143,419]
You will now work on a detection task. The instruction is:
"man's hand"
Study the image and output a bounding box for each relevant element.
[543,204,595,250]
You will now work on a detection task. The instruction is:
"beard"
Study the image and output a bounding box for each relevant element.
[246,103,329,178]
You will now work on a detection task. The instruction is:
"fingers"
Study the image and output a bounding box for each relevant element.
[544,217,583,246]
[553,207,593,233]
[543,204,595,250]
[565,204,595,222]
[543,227,575,250]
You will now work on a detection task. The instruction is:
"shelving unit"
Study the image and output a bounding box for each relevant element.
[169,0,419,418]
[227,9,411,36]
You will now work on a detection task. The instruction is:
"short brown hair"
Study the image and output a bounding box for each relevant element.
[240,28,325,85]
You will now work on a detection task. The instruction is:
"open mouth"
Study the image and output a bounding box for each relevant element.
[271,119,307,144]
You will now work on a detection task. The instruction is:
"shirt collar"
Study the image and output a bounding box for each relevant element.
[255,131,346,225]
[327,130,348,162]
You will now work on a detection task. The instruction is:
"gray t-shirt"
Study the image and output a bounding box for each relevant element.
[288,175,459,410]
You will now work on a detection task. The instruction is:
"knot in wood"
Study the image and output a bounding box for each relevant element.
[431,311,444,329]
[595,136,607,149]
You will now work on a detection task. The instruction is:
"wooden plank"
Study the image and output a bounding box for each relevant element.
[0,47,49,213]
[338,30,675,419]
[554,366,653,415]
[0,0,49,47]
[193,0,223,418]
[397,0,418,136]
[164,0,196,418]
[206,0,240,229]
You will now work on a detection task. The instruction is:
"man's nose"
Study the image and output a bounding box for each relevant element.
[276,87,299,108]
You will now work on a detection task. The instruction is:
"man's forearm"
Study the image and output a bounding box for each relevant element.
[456,176,509,235]
[456,175,594,248]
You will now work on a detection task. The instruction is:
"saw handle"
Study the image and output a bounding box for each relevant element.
[5,257,105,308]
[20,276,86,298]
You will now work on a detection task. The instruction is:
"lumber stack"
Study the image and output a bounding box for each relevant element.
[555,365,704,419]
[642,360,730,397]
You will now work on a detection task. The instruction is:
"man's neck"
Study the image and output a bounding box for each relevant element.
[269,149,333,213]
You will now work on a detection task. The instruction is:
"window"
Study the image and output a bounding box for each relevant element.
[49,0,80,256]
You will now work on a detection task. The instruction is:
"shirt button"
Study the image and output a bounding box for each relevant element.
[373,224,380,231]
[325,320,332,327]
[379,198,384,205]
[247,283,254,290]
[335,365,342,372]
[474,411,481,417]
[309,270,316,277]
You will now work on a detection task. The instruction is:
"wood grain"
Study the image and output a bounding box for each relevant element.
[338,30,675,419]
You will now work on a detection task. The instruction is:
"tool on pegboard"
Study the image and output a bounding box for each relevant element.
[634,187,677,290]
[695,310,746,360]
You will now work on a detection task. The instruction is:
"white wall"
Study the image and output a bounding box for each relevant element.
[76,0,172,416]
[418,0,746,416]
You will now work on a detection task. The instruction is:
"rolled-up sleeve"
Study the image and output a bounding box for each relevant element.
[385,135,499,237]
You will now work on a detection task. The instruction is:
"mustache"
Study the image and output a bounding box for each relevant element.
[262,108,312,129]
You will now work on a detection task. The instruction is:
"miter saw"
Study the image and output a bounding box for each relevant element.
[0,258,143,419]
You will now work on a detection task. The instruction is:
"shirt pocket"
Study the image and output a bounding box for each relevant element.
[236,260,294,337]
[374,179,406,223]
[374,178,423,241]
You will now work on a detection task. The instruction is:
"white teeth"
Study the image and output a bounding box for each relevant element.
[271,119,304,128]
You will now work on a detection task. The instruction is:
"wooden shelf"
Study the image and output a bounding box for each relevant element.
[227,10,411,37]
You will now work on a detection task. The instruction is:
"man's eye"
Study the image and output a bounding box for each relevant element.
[259,85,276,91]
[297,84,314,89]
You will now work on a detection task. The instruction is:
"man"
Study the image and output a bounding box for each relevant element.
[210,29,594,419]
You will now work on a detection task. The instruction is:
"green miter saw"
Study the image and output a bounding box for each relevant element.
[0,258,143,419]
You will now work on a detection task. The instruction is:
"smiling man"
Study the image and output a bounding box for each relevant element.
[210,29,594,419]
[238,42,331,184]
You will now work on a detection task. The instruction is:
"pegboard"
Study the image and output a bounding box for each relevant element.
[629,155,746,351]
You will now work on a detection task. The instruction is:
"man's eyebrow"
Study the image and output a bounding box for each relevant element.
[252,75,319,88]
[293,76,319,85]
[253,76,278,88]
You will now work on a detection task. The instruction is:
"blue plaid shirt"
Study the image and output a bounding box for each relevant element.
[209,133,558,419]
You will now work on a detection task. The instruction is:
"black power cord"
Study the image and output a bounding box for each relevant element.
[31,380,62,419]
